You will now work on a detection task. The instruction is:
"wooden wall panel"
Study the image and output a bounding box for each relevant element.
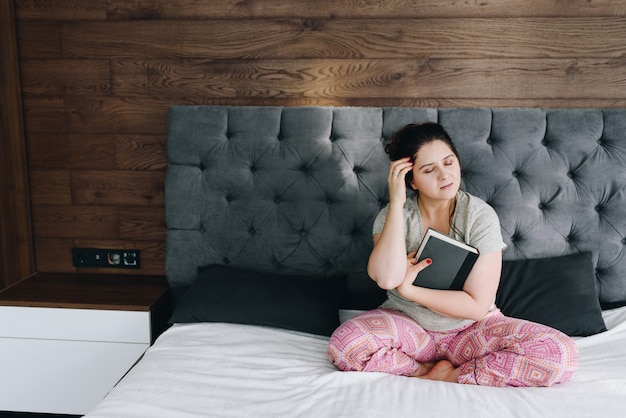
[12,0,626,277]
[29,170,72,205]
[60,18,626,60]
[102,0,626,19]
[1,0,33,288]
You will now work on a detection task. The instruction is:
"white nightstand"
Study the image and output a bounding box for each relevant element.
[0,273,170,415]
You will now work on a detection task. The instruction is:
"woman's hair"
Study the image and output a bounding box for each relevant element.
[384,122,461,189]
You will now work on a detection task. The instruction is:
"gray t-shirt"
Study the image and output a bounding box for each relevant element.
[373,190,506,331]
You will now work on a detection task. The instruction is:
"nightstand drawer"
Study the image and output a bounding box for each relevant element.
[0,306,151,344]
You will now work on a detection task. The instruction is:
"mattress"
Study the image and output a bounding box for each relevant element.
[85,307,626,418]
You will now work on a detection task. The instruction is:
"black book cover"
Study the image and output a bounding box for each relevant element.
[412,228,479,290]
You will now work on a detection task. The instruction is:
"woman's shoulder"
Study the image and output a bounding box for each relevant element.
[457,190,491,210]
[457,190,500,220]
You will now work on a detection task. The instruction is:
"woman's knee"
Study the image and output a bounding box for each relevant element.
[327,309,433,374]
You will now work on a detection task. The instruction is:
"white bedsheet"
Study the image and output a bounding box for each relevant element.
[86,307,626,418]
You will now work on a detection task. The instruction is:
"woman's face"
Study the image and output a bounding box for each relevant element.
[409,140,461,202]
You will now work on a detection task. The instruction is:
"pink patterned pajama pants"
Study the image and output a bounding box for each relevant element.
[328,308,578,387]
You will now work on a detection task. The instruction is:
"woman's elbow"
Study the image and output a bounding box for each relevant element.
[367,266,399,290]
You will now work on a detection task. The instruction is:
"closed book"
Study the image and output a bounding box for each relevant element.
[412,228,479,290]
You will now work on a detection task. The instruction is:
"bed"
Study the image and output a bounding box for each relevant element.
[85,106,626,418]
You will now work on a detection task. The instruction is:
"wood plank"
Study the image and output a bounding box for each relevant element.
[22,96,67,133]
[64,18,626,59]
[115,134,167,171]
[106,0,626,19]
[28,133,116,170]
[33,238,75,272]
[29,170,72,205]
[71,96,626,109]
[119,207,166,242]
[65,96,169,134]
[15,0,106,20]
[31,204,119,240]
[15,23,62,59]
[112,58,626,100]
[70,170,165,206]
[20,59,111,96]
[0,0,34,289]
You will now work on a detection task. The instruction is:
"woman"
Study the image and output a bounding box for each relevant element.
[328,123,578,386]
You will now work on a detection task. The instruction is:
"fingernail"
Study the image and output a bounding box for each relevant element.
[426,258,432,264]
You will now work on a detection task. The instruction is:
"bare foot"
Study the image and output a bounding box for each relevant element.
[416,360,461,383]
[410,361,437,377]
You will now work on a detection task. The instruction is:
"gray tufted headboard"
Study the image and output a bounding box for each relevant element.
[165,106,626,309]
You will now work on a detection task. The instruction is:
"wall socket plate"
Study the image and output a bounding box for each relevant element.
[72,248,140,269]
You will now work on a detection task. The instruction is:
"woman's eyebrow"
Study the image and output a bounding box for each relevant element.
[418,154,455,170]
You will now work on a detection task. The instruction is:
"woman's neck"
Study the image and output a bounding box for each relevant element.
[417,194,457,234]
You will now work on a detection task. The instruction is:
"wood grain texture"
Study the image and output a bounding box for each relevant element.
[21,59,111,96]
[22,96,67,133]
[66,96,170,134]
[0,272,168,311]
[112,58,626,100]
[16,0,106,20]
[29,170,72,205]
[70,170,165,206]
[63,18,626,60]
[105,0,626,19]
[15,23,62,59]
[33,238,76,272]
[1,0,33,289]
[115,134,167,171]
[11,0,626,278]
[28,133,116,170]
[119,207,166,242]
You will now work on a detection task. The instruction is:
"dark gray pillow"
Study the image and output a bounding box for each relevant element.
[496,252,606,337]
[169,264,345,337]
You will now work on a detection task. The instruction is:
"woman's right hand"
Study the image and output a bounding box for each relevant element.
[388,157,414,205]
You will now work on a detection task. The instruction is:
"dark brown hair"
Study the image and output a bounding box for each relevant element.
[384,122,461,188]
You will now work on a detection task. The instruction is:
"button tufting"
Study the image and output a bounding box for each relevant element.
[199,225,206,233]
[198,162,206,171]
[248,226,256,235]
[223,257,231,264]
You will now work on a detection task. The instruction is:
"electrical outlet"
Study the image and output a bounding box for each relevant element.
[72,248,140,269]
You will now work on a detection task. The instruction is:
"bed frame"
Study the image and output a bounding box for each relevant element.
[84,106,626,418]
